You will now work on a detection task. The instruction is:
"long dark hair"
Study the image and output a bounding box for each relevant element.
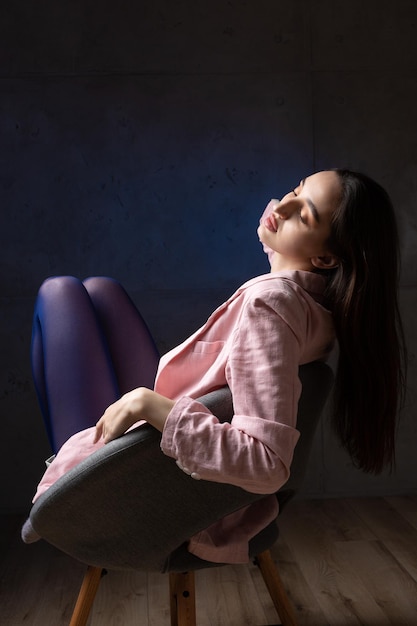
[325,169,407,474]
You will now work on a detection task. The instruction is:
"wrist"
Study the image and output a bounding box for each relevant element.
[140,388,174,432]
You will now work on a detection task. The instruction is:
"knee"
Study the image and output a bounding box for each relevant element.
[82,276,122,299]
[37,276,83,300]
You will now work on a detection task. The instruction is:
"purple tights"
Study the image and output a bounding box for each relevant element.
[31,276,159,453]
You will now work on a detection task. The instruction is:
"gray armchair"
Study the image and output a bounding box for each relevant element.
[29,361,333,626]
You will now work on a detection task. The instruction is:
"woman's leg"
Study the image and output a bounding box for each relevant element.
[26,276,159,544]
[31,276,121,453]
[82,277,159,396]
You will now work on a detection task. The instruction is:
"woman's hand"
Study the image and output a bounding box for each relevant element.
[94,387,175,444]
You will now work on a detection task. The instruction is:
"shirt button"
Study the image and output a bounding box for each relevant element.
[176,460,191,474]
[191,472,201,480]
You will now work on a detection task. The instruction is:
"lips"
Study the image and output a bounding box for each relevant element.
[263,213,278,232]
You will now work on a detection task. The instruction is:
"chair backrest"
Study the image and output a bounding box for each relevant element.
[277,361,333,509]
[30,361,333,572]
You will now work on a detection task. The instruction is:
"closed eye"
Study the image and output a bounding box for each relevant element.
[298,209,308,225]
[293,190,308,225]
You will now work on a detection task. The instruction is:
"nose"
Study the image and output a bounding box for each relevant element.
[276,191,300,219]
[274,202,292,220]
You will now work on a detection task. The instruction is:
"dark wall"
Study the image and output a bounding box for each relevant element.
[1,1,417,511]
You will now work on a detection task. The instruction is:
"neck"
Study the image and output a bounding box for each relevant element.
[269,253,314,274]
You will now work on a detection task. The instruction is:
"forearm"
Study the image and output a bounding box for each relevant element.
[161,395,299,493]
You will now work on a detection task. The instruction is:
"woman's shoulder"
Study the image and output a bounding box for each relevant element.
[238,271,331,336]
[236,271,332,346]
[240,270,326,303]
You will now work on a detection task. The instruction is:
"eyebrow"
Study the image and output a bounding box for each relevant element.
[300,178,320,223]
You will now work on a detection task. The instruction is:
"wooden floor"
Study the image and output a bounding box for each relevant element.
[1,496,417,625]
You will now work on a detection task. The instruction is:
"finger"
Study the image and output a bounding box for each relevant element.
[103,423,121,443]
[93,418,104,444]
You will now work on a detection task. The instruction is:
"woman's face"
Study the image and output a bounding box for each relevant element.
[257,170,341,272]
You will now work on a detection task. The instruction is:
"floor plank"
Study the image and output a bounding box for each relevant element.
[347,497,417,584]
[383,495,417,531]
[269,538,330,625]
[334,539,417,624]
[269,497,417,625]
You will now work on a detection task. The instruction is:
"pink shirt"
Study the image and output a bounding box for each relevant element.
[156,270,334,562]
[33,270,334,564]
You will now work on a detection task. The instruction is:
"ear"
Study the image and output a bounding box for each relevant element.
[311,255,339,270]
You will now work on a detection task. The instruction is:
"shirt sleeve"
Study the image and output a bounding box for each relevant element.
[160,291,302,494]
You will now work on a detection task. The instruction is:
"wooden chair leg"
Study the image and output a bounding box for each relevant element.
[69,566,103,626]
[169,571,197,626]
[255,550,298,626]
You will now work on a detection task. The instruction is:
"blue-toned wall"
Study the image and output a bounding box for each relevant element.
[1,1,416,511]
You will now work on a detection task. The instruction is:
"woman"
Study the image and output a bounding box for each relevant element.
[22,169,407,563]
